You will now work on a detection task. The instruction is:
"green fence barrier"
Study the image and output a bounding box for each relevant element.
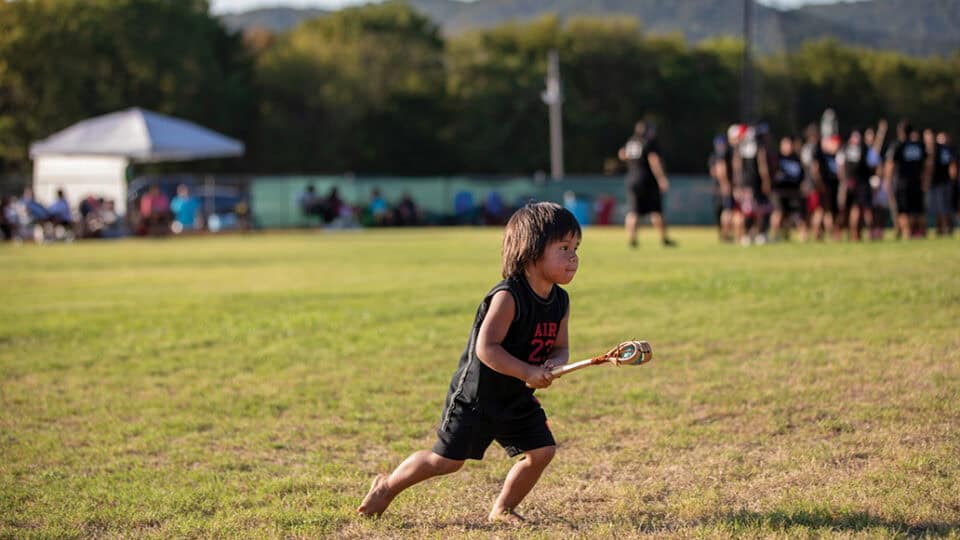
[250,175,716,228]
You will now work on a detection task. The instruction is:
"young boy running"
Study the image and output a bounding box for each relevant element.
[358,202,581,523]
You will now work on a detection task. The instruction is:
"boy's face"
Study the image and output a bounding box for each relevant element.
[533,232,580,285]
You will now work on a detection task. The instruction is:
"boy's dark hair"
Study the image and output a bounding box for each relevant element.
[501,202,581,278]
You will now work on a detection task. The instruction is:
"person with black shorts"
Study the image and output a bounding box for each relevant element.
[708,134,734,242]
[812,135,841,240]
[864,119,889,239]
[930,132,957,235]
[737,125,773,244]
[619,120,676,248]
[727,124,748,244]
[359,202,581,523]
[770,136,808,242]
[800,124,821,229]
[837,129,880,241]
[885,124,929,239]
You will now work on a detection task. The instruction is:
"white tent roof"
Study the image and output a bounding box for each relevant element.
[29,107,244,162]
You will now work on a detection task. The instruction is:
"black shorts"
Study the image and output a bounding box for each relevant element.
[627,181,662,215]
[896,187,925,215]
[773,189,806,218]
[433,403,555,461]
[820,183,839,214]
[850,182,873,210]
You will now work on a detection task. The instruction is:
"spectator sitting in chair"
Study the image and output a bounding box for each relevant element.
[324,187,343,225]
[368,187,392,226]
[482,191,508,225]
[170,184,201,234]
[139,185,171,236]
[299,184,321,224]
[1,195,19,241]
[395,192,421,226]
[47,189,73,226]
[46,189,75,240]
[79,195,102,238]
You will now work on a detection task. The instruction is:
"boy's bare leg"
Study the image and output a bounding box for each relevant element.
[358,451,463,516]
[489,445,556,522]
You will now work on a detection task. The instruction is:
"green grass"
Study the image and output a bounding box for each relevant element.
[2,227,959,538]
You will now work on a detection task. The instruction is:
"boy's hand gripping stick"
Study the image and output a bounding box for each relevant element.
[528,340,653,387]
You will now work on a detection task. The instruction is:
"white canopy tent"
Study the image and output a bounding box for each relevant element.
[30,107,244,215]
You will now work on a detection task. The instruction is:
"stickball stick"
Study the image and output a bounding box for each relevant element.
[527,341,653,387]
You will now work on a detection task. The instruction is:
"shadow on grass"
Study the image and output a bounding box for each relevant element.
[719,508,958,537]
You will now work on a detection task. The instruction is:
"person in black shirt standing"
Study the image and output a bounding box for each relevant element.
[708,134,734,242]
[812,134,841,241]
[930,132,957,236]
[885,123,931,239]
[838,129,880,241]
[619,120,676,248]
[735,125,772,244]
[770,136,808,241]
[864,120,889,239]
[359,202,580,523]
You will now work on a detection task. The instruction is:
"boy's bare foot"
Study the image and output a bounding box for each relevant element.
[357,474,392,516]
[488,507,526,525]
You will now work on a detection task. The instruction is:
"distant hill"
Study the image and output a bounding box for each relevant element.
[219,7,328,33]
[217,0,960,57]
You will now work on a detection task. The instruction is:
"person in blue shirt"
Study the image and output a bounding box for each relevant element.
[170,184,201,233]
[368,187,391,226]
[47,189,73,226]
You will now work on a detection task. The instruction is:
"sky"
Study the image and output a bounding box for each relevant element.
[210,0,848,15]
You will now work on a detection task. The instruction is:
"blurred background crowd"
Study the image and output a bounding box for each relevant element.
[0,1,958,243]
[707,112,957,245]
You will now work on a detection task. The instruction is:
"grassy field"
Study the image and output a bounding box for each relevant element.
[2,227,959,538]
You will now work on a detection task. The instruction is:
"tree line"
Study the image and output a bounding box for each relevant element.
[1,0,958,176]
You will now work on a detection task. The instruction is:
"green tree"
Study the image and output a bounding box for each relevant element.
[0,0,255,173]
[254,2,451,174]
[445,15,561,174]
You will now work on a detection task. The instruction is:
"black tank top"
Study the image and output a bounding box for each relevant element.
[443,275,569,420]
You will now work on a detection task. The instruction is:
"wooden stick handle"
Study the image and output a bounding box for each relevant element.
[549,358,604,377]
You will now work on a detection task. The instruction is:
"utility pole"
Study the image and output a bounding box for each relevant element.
[542,49,564,180]
[741,0,755,124]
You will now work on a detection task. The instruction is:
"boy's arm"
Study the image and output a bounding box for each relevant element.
[476,290,553,388]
